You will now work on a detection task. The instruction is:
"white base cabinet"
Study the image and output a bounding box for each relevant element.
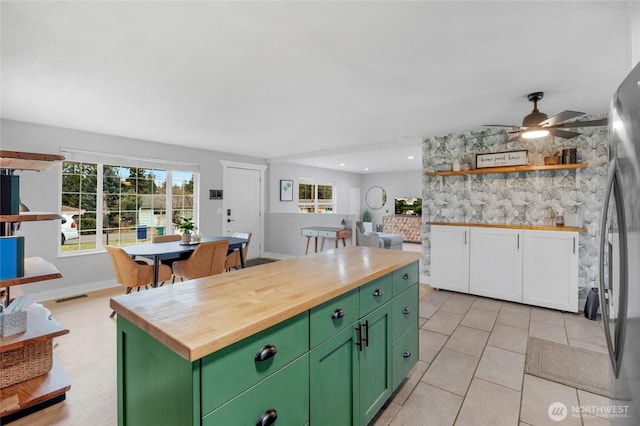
[430,226,470,293]
[522,230,579,312]
[430,225,579,312]
[469,228,523,303]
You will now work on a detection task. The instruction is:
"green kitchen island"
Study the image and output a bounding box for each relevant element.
[110,246,421,426]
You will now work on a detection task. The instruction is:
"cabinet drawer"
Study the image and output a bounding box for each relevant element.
[392,325,418,390]
[391,284,418,341]
[301,229,316,237]
[393,261,419,296]
[201,312,309,414]
[360,274,392,316]
[318,230,334,238]
[203,354,309,426]
[310,288,359,348]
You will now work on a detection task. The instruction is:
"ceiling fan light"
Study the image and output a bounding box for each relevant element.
[522,129,550,139]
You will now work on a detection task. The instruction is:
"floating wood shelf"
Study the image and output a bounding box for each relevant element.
[0,304,69,353]
[0,150,65,172]
[0,212,63,223]
[426,162,588,177]
[0,257,63,288]
[0,356,70,418]
[0,150,68,421]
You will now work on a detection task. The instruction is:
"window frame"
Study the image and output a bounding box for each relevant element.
[58,149,199,256]
[297,180,336,214]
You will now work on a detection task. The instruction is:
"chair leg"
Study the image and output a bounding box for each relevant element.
[110,287,134,318]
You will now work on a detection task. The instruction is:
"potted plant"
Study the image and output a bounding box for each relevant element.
[176,216,196,244]
[362,210,373,232]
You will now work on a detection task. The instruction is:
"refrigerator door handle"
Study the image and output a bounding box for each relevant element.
[598,158,629,378]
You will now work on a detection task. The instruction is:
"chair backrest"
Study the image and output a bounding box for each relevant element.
[105,245,153,287]
[178,240,229,279]
[152,234,182,243]
[225,232,252,269]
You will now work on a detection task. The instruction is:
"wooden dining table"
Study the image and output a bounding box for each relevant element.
[122,236,249,287]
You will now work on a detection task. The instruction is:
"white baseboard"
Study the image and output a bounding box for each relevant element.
[262,252,296,260]
[19,279,119,303]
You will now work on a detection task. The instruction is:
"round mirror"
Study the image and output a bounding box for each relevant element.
[365,186,387,210]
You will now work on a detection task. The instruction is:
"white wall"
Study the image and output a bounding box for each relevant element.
[361,171,423,229]
[265,161,363,256]
[2,119,266,301]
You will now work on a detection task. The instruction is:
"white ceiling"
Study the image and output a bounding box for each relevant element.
[1,1,636,174]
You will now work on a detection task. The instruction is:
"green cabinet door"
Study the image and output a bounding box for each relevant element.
[310,325,359,426]
[358,303,392,426]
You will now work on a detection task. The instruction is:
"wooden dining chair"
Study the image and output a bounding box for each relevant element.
[172,240,229,282]
[152,234,182,243]
[105,245,173,318]
[225,232,252,271]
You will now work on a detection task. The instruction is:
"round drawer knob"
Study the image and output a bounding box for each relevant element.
[403,307,412,315]
[373,288,384,297]
[403,272,411,280]
[403,350,412,358]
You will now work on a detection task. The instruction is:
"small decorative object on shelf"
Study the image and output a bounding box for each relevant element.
[476,150,528,169]
[0,296,29,337]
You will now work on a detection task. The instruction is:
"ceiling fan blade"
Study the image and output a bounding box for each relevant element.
[550,129,581,139]
[539,110,584,127]
[483,124,521,128]
[553,118,608,128]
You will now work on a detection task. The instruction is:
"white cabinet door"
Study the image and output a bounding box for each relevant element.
[523,230,579,312]
[469,228,523,302]
[430,226,470,293]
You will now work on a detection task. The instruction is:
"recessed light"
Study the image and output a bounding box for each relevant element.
[364,167,369,171]
[339,163,345,166]
[408,156,414,160]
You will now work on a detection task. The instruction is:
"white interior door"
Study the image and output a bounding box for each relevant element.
[225,167,261,260]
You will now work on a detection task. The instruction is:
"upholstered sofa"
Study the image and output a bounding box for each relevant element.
[355,222,403,250]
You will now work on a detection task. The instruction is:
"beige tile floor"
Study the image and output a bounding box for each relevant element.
[372,287,614,426]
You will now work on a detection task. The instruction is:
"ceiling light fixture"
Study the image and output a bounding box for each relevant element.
[339,163,345,166]
[408,156,414,160]
[520,92,550,139]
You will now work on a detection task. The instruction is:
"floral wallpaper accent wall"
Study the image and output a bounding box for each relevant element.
[422,118,608,304]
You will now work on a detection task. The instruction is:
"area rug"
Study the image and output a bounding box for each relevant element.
[245,258,277,268]
[525,337,614,398]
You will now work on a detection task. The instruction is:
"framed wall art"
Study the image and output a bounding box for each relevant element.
[476,150,528,168]
[280,179,293,201]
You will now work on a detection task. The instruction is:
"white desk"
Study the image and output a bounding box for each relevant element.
[301,226,352,254]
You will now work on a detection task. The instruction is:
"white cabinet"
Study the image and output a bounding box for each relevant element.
[523,230,579,312]
[430,225,470,293]
[429,225,580,312]
[469,228,523,303]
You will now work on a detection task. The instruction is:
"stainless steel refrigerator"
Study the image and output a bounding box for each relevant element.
[600,60,640,425]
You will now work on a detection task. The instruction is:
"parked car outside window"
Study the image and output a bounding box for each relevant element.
[61,214,79,244]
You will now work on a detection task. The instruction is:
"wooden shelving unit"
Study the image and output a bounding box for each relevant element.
[0,150,69,423]
[426,162,588,177]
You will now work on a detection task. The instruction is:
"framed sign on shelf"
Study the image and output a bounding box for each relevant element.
[476,150,528,168]
[280,179,293,201]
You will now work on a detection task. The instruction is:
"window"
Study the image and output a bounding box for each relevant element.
[60,150,198,254]
[298,182,335,213]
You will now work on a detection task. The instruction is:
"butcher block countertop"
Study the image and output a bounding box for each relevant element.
[428,221,586,233]
[110,246,421,362]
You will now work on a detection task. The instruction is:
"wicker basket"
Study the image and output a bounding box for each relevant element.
[0,339,53,388]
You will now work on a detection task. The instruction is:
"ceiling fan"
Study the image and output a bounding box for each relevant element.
[484,91,607,142]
